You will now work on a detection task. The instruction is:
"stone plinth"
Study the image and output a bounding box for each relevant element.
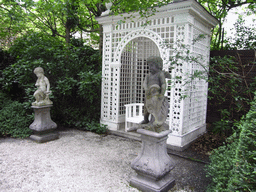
[29,105,58,143]
[130,129,175,192]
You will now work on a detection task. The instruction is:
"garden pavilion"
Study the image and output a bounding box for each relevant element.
[96,0,218,150]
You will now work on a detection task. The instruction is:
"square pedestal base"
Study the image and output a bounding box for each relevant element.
[30,132,59,143]
[130,173,175,192]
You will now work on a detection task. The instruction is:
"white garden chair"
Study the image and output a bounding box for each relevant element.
[124,103,144,132]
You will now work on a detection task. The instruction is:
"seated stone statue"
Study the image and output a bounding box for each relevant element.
[32,67,53,106]
[128,56,170,133]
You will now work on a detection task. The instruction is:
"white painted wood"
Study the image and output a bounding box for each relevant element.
[96,0,218,149]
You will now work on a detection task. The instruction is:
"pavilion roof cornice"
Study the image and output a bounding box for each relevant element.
[96,0,218,28]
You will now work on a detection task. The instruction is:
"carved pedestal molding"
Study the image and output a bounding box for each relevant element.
[130,129,175,192]
[29,105,58,143]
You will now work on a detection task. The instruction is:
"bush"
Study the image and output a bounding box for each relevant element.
[206,136,238,192]
[206,93,256,192]
[0,33,102,132]
[0,92,33,138]
[77,121,107,135]
[227,97,256,191]
[0,48,14,72]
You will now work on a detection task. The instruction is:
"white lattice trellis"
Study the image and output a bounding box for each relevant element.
[96,0,218,149]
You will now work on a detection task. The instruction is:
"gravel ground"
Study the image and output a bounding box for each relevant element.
[0,129,210,192]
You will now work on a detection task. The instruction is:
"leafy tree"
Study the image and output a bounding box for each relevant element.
[0,0,102,45]
[226,15,256,50]
[0,0,170,47]
[1,0,254,50]
[198,0,256,50]
[0,0,27,48]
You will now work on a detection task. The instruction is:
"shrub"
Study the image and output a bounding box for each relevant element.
[0,48,14,72]
[0,33,102,132]
[77,121,107,135]
[227,97,256,191]
[0,93,33,138]
[206,93,256,192]
[206,136,238,192]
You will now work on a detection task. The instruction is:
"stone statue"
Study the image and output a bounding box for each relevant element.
[128,56,171,133]
[32,67,53,106]
[129,57,175,191]
[101,1,112,16]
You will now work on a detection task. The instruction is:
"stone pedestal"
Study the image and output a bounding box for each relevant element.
[29,105,58,143]
[130,129,175,192]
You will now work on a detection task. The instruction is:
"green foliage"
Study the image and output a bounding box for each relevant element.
[198,0,255,50]
[77,121,107,135]
[0,32,102,132]
[0,0,170,46]
[206,138,238,192]
[208,54,256,132]
[0,48,14,72]
[78,70,102,103]
[110,0,169,18]
[1,0,254,50]
[163,38,208,97]
[206,93,256,192]
[226,16,256,50]
[0,0,27,48]
[0,92,33,138]
[211,119,232,135]
[166,38,256,136]
[227,98,256,191]
[0,0,101,45]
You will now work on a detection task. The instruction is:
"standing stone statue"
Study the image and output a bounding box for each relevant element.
[32,67,53,106]
[128,56,171,133]
[129,57,175,192]
[29,67,58,143]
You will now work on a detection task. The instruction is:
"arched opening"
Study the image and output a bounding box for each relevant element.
[119,37,160,116]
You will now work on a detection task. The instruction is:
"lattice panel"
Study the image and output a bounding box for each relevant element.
[113,17,175,32]
[119,41,138,115]
[99,5,214,136]
[119,37,160,116]
[181,25,209,134]
[109,67,120,121]
[168,24,187,135]
[112,32,129,62]
[101,33,111,120]
[176,25,186,43]
[112,16,175,63]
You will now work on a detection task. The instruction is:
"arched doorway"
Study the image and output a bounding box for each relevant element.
[119,37,160,116]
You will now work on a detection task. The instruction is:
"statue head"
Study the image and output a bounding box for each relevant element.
[34,67,44,75]
[147,56,163,70]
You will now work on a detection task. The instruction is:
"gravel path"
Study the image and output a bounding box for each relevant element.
[0,129,209,192]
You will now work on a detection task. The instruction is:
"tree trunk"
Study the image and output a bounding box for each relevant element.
[221,28,224,50]
[217,22,222,50]
[65,25,70,44]
[99,24,103,56]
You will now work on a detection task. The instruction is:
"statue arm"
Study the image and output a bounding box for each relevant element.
[44,77,51,93]
[143,75,148,91]
[35,79,39,87]
[160,72,166,95]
